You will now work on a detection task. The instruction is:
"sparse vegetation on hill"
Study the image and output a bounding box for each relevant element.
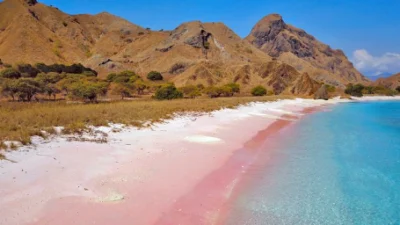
[345,83,397,97]
[147,71,163,81]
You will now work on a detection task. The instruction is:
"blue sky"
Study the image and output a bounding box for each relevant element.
[10,0,400,76]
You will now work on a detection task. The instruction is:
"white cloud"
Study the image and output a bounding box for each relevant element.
[352,49,400,76]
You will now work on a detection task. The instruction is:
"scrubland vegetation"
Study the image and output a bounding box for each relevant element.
[345,83,399,97]
[0,62,282,155]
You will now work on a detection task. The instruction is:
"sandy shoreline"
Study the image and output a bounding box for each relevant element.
[0,96,399,225]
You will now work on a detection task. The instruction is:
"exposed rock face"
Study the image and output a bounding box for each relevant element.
[374,73,400,89]
[314,85,329,100]
[291,73,321,95]
[25,0,38,6]
[246,14,370,87]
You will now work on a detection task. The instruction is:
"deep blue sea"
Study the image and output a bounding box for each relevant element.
[226,101,400,225]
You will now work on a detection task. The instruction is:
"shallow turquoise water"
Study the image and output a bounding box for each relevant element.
[226,101,400,225]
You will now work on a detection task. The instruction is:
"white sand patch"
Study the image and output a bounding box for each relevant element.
[95,191,125,203]
[351,96,400,101]
[249,112,297,121]
[184,135,223,144]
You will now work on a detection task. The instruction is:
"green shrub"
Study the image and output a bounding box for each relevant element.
[68,79,108,102]
[107,71,139,83]
[345,83,364,97]
[1,68,21,79]
[147,71,163,81]
[133,80,148,95]
[106,73,117,82]
[17,63,39,78]
[154,83,183,100]
[111,83,133,100]
[219,86,234,97]
[251,85,267,96]
[179,85,202,98]
[225,83,240,94]
[204,86,222,98]
[325,84,336,93]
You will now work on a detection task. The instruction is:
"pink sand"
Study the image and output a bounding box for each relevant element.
[0,99,335,225]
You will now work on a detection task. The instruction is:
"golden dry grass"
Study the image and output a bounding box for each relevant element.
[0,96,291,149]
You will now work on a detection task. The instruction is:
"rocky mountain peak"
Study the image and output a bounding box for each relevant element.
[246,14,370,86]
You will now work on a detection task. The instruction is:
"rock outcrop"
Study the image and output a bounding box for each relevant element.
[246,14,370,87]
[314,85,329,100]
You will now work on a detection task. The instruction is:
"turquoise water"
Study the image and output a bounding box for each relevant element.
[226,101,400,225]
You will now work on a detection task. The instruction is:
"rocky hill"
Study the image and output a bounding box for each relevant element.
[0,0,371,95]
[245,14,370,87]
[374,73,400,89]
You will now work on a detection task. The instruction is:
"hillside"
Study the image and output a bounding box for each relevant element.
[0,0,144,64]
[374,73,400,89]
[245,14,370,87]
[0,0,371,95]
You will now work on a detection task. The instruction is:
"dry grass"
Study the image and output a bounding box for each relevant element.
[0,95,292,147]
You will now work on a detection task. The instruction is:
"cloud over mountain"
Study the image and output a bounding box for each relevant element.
[352,49,400,76]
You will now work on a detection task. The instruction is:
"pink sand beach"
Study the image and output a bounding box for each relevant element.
[0,99,343,225]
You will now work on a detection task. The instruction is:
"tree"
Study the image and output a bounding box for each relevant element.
[133,80,147,95]
[154,83,183,100]
[17,63,40,78]
[42,83,61,100]
[1,79,18,100]
[111,83,133,100]
[69,80,108,102]
[0,68,21,79]
[396,86,400,93]
[147,71,163,81]
[345,83,364,97]
[251,85,267,96]
[14,78,42,101]
[204,86,222,98]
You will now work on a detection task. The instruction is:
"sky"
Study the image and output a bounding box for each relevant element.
[8,0,400,77]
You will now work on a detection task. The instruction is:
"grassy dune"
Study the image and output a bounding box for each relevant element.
[0,96,291,153]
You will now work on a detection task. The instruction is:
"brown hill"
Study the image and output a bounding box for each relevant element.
[374,73,400,89]
[0,1,369,96]
[0,0,144,64]
[245,14,370,87]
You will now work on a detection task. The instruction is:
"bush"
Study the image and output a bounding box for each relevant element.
[154,83,183,100]
[107,71,139,83]
[179,85,201,98]
[204,86,222,98]
[34,63,97,75]
[345,83,364,97]
[17,63,39,78]
[219,86,234,97]
[396,86,400,93]
[147,71,163,81]
[251,85,267,96]
[225,83,240,94]
[111,83,133,100]
[68,79,108,102]
[1,68,21,79]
